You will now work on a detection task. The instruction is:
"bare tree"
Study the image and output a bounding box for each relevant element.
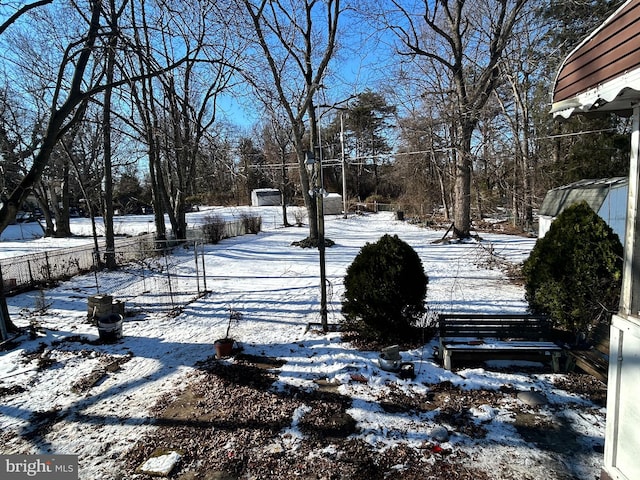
[396,109,454,219]
[259,112,296,226]
[495,15,543,231]
[238,0,342,241]
[0,0,52,35]
[127,0,240,241]
[0,0,56,338]
[381,0,528,238]
[0,0,103,234]
[0,0,196,237]
[128,0,169,242]
[101,0,129,268]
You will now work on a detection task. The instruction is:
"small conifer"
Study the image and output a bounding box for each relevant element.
[341,234,428,341]
[523,201,622,338]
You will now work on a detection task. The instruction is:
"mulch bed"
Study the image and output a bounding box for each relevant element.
[124,354,492,480]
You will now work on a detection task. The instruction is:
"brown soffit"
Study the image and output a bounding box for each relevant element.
[552,0,640,115]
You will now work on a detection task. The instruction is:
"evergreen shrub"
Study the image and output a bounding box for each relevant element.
[341,234,428,342]
[522,201,623,339]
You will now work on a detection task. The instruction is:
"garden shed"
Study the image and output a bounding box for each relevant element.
[251,188,281,207]
[551,1,640,479]
[538,177,628,241]
[322,193,343,215]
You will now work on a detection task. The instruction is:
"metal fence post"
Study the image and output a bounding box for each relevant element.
[27,259,33,288]
[201,241,207,292]
[164,247,175,308]
[44,252,52,283]
[194,241,200,294]
[0,265,9,341]
[93,249,100,293]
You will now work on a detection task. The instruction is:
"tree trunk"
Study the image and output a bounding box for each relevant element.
[280,151,291,227]
[453,122,474,238]
[298,143,318,240]
[305,102,321,241]
[0,266,19,339]
[34,186,55,236]
[54,159,72,237]
[102,0,119,269]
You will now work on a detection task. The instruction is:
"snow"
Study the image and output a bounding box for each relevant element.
[0,208,605,479]
[138,450,182,476]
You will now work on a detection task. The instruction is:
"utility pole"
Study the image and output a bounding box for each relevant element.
[341,113,347,219]
[316,114,328,331]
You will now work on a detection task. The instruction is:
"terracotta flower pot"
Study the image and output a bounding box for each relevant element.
[214,338,234,358]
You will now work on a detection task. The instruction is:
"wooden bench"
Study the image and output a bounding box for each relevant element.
[438,313,562,371]
[565,322,610,382]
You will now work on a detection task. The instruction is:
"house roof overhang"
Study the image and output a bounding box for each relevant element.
[551,0,640,118]
[551,67,640,118]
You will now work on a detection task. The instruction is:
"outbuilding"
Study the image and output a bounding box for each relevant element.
[322,193,343,215]
[251,188,281,207]
[538,177,627,242]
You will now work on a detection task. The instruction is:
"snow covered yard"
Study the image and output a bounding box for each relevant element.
[0,210,606,479]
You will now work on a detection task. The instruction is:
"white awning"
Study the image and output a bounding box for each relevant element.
[551,66,640,118]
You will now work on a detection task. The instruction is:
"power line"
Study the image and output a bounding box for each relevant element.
[247,148,456,169]
[535,127,620,140]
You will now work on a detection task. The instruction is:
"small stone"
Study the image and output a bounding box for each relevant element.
[264,442,285,455]
[430,425,449,442]
[517,390,548,406]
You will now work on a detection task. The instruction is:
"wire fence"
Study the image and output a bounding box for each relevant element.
[0,217,256,317]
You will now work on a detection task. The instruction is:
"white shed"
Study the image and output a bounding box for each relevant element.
[538,177,627,242]
[322,193,343,215]
[251,188,281,207]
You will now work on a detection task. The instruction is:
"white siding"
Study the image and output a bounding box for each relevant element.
[322,193,343,215]
[598,184,628,242]
[605,314,640,480]
[538,216,554,238]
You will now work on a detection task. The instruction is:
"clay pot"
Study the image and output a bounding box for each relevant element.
[214,338,235,358]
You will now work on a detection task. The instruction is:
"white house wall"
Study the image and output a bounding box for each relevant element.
[538,216,554,238]
[604,314,640,480]
[322,193,343,215]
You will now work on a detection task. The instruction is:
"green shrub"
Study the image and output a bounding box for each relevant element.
[341,234,428,342]
[522,201,622,338]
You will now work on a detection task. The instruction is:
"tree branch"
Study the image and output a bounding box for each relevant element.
[0,0,53,36]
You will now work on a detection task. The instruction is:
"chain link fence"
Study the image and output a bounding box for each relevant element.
[0,217,256,317]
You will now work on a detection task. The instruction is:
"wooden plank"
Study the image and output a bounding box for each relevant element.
[572,355,608,382]
[566,322,610,380]
[439,314,551,341]
[438,313,548,320]
[443,342,561,351]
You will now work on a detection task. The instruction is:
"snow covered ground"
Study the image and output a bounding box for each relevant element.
[0,208,605,479]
